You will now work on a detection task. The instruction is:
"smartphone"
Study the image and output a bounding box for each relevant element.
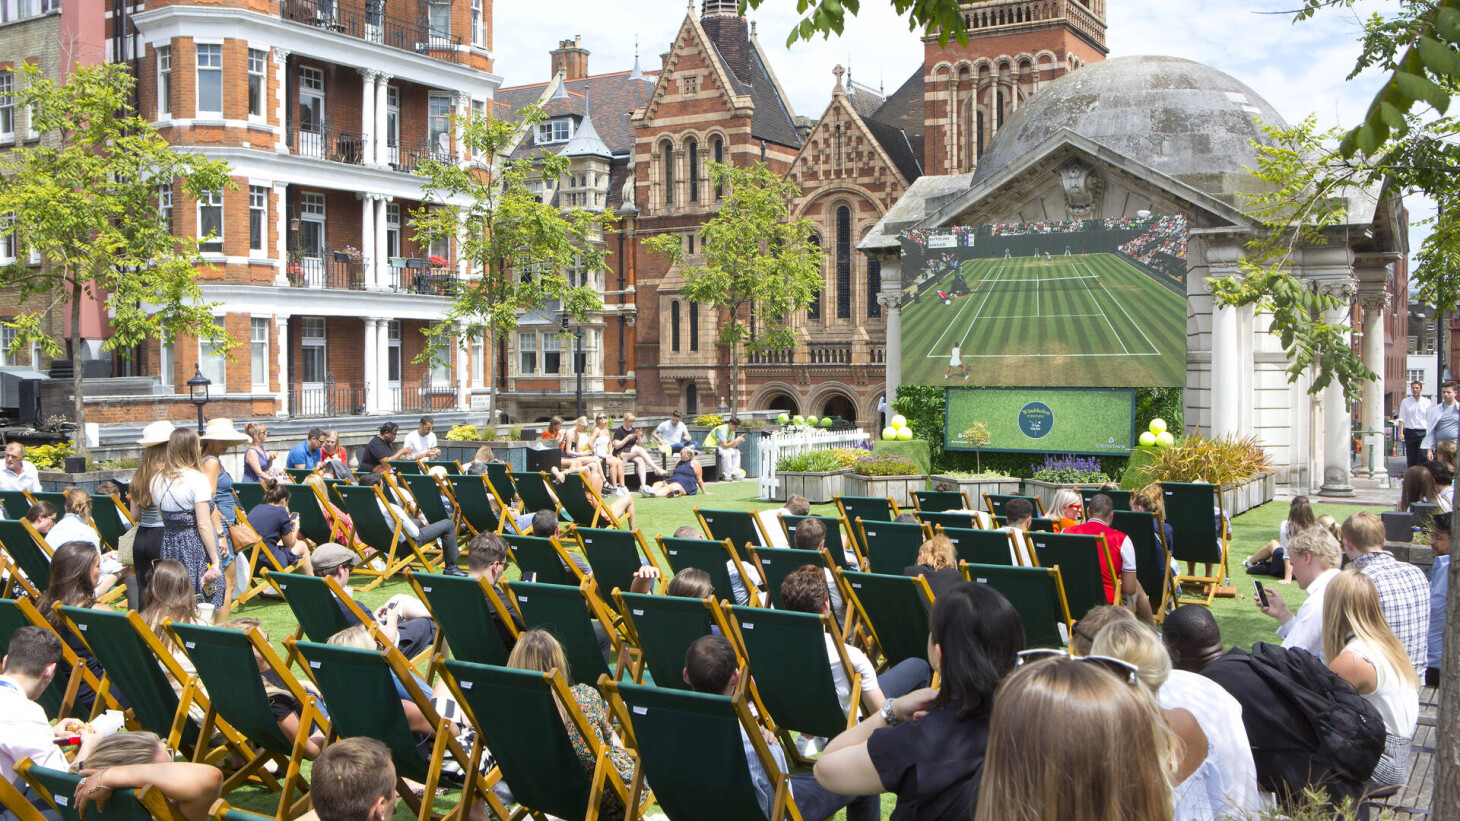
[1253,580,1268,608]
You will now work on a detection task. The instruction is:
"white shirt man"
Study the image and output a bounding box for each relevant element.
[1258,529,1343,661]
[2,626,95,821]
[1422,382,1459,458]
[654,414,692,453]
[401,418,441,459]
[1399,381,1433,467]
[0,443,41,493]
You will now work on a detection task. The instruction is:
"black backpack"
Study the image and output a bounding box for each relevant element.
[1244,642,1386,783]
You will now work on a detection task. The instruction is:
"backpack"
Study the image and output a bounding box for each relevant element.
[1244,642,1386,784]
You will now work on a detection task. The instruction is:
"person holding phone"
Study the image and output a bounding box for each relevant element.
[248,479,313,574]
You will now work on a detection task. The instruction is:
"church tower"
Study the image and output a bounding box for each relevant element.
[923,0,1108,175]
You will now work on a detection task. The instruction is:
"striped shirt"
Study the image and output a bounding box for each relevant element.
[1351,550,1430,676]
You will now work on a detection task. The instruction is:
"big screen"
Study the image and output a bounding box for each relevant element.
[945,387,1136,455]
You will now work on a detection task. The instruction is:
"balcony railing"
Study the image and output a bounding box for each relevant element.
[748,348,794,365]
[808,344,853,365]
[279,0,464,64]
[287,246,369,290]
[287,123,366,165]
[289,382,367,417]
[385,373,458,413]
[387,259,459,296]
[385,136,453,173]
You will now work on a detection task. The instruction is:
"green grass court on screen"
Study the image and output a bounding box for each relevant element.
[900,254,1187,388]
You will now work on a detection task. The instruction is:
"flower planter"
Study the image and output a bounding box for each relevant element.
[775,469,848,504]
[439,440,532,471]
[1220,473,1276,516]
[843,473,928,507]
[928,475,1022,508]
[39,468,136,494]
[1023,479,1110,513]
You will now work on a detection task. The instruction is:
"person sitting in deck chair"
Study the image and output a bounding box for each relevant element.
[1063,493,1154,623]
[466,533,526,653]
[357,472,463,576]
[311,543,437,659]
[299,737,396,821]
[674,525,763,608]
[756,494,810,549]
[999,498,1037,566]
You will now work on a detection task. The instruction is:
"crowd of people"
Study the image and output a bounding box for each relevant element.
[1117,214,1189,271]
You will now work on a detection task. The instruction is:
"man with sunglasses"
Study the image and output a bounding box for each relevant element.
[1063,493,1153,623]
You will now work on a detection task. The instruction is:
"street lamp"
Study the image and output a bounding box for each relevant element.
[187,367,211,434]
[559,312,584,420]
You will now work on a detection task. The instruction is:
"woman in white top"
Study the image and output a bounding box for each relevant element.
[151,428,224,611]
[589,414,626,489]
[46,488,101,550]
[1324,568,1420,787]
[1246,495,1315,583]
[1091,620,1261,821]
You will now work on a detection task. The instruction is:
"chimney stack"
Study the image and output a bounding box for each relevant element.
[550,35,590,82]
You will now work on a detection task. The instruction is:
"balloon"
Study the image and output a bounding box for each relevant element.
[1138,431,1157,447]
[819,417,833,427]
[883,427,898,440]
[1155,431,1175,448]
[793,415,805,425]
[806,416,819,426]
[1148,418,1167,435]
[896,427,914,441]
[777,413,790,425]
[891,414,907,429]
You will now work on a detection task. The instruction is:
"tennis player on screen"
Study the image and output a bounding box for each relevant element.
[945,345,968,381]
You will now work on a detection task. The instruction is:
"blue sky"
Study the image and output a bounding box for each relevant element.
[494,0,1430,255]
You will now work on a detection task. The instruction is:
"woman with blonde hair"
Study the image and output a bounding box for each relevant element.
[507,629,647,819]
[902,534,962,600]
[47,488,124,596]
[974,655,1175,821]
[140,559,210,720]
[152,427,224,610]
[70,731,223,821]
[1324,569,1420,787]
[1045,488,1082,530]
[1091,621,1259,820]
[129,420,176,601]
[1246,496,1317,583]
[303,472,356,547]
[589,414,627,490]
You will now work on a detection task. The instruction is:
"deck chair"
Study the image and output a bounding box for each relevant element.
[0,773,50,821]
[232,482,266,513]
[1081,488,1132,512]
[446,474,508,536]
[1113,510,1176,621]
[511,470,564,520]
[658,536,760,607]
[838,569,934,667]
[483,463,519,511]
[557,473,625,529]
[742,546,839,611]
[504,533,584,586]
[391,459,424,474]
[723,604,861,763]
[780,514,862,568]
[1026,531,1118,620]
[960,563,1073,648]
[574,527,664,602]
[0,490,33,518]
[283,468,316,483]
[423,460,463,474]
[227,505,306,608]
[288,483,346,547]
[168,622,323,820]
[91,494,134,552]
[17,760,189,821]
[983,493,1044,517]
[337,484,438,585]
[613,590,733,689]
[210,800,276,821]
[0,597,81,719]
[52,607,260,788]
[505,579,624,685]
[939,526,1022,566]
[916,510,981,531]
[27,492,66,513]
[1162,482,1231,606]
[265,570,422,674]
[400,473,456,534]
[856,518,930,573]
[0,518,53,595]
[836,496,898,556]
[441,660,636,821]
[912,489,970,512]
[696,508,769,548]
[294,641,499,821]
[604,671,801,821]
[408,570,519,667]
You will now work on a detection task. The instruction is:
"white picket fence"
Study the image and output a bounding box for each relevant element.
[758,427,872,500]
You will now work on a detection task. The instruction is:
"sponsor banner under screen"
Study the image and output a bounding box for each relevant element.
[944,387,1136,455]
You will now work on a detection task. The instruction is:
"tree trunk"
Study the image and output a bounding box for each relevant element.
[69,277,87,460]
[1436,552,1459,821]
[730,340,740,417]
[485,332,497,435]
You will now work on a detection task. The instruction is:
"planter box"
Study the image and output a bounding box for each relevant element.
[929,475,1022,508]
[40,468,136,494]
[843,473,928,507]
[1220,473,1276,517]
[1024,479,1109,513]
[775,469,848,504]
[439,440,532,471]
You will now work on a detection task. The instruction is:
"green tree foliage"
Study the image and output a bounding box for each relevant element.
[739,0,972,47]
[412,104,613,424]
[0,63,232,456]
[645,161,821,415]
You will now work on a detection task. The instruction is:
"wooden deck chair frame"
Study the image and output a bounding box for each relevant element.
[422,459,464,475]
[0,543,41,600]
[91,493,136,553]
[938,526,1024,567]
[209,800,277,821]
[854,517,933,574]
[167,621,324,820]
[272,571,437,676]
[231,483,267,515]
[446,473,514,537]
[835,496,900,557]
[26,491,67,513]
[17,759,190,821]
[741,544,841,612]
[1,517,128,607]
[611,589,740,690]
[400,472,460,539]
[0,769,51,821]
[1162,482,1232,606]
[504,579,631,683]
[694,508,772,550]
[836,568,935,669]
[912,489,972,513]
[1025,531,1122,612]
[225,504,298,609]
[960,562,1074,648]
[573,527,667,604]
[657,535,762,608]
[556,472,625,530]
[294,641,499,821]
[1111,509,1177,623]
[336,484,439,588]
[778,513,865,569]
[1,596,99,720]
[407,569,520,669]
[509,471,565,523]
[602,666,802,821]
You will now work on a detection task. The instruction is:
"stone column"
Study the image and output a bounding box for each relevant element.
[1211,303,1241,438]
[1358,291,1390,478]
[363,317,379,413]
[376,318,393,412]
[877,254,903,406]
[1319,280,1357,496]
[273,182,289,286]
[358,69,378,166]
[455,92,471,164]
[360,194,375,289]
[455,324,470,410]
[273,49,290,154]
[374,195,391,290]
[274,314,290,416]
[375,74,392,168]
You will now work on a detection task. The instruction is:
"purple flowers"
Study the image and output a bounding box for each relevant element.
[1030,454,1109,484]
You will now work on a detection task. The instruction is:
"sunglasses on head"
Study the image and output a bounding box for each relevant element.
[1015,648,1140,685]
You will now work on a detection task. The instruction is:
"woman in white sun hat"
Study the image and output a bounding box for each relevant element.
[126,420,175,605]
[201,418,252,616]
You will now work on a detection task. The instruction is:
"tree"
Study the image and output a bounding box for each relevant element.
[0,63,232,459]
[411,105,612,427]
[645,161,821,415]
[739,0,972,47]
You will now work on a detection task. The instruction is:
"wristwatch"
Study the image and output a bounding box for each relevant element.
[879,699,903,726]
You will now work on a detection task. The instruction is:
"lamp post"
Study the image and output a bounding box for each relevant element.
[187,367,211,434]
[559,312,584,420]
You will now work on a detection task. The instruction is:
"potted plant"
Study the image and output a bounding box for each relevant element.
[1126,434,1276,516]
[843,453,927,507]
[1023,454,1112,512]
[286,250,306,286]
[772,449,849,504]
[436,423,533,470]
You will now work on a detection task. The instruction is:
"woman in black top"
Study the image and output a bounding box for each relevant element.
[813,582,1023,821]
[902,535,963,601]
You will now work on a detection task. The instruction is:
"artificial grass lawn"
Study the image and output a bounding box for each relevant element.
[222,482,1373,820]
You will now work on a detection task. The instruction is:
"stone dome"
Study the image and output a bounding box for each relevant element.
[970,56,1288,202]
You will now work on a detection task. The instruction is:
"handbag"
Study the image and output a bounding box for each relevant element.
[116,526,138,566]
[229,519,263,549]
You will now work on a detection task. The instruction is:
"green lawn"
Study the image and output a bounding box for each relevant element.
[221,484,1370,820]
[900,254,1187,387]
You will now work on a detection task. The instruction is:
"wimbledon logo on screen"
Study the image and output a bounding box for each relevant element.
[1017,402,1053,439]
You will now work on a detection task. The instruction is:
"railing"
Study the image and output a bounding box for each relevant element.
[385,136,453,173]
[868,345,886,364]
[287,247,369,290]
[384,375,458,413]
[287,123,366,165]
[289,383,367,417]
[757,427,871,500]
[386,261,459,295]
[748,348,794,365]
[808,344,853,365]
[279,0,464,63]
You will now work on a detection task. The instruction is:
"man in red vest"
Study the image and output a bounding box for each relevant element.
[1064,493,1154,624]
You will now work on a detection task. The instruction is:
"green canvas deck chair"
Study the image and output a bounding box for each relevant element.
[26,492,66,513]
[779,514,862,568]
[723,604,861,763]
[445,474,507,537]
[658,536,759,607]
[168,621,323,820]
[915,510,981,531]
[836,496,898,556]
[983,493,1044,518]
[441,660,636,821]
[0,546,39,599]
[837,569,934,667]
[483,463,519,511]
[912,489,971,512]
[0,518,53,596]
[574,527,664,602]
[1112,510,1176,621]
[391,459,424,474]
[1162,482,1231,606]
[504,533,583,586]
[505,579,625,685]
[938,526,1022,567]
[232,482,266,513]
[91,494,134,552]
[53,606,260,787]
[1025,531,1118,620]
[264,571,430,674]
[695,508,769,549]
[423,460,462,475]
[230,504,305,605]
[408,570,519,667]
[17,760,189,821]
[399,473,456,535]
[510,471,564,521]
[283,468,316,484]
[613,590,734,689]
[742,546,839,611]
[604,671,801,821]
[1081,488,1132,512]
[557,473,624,529]
[287,483,345,547]
[0,597,82,719]
[856,518,931,573]
[0,490,32,518]
[337,484,439,584]
[295,641,499,821]
[960,563,1073,648]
